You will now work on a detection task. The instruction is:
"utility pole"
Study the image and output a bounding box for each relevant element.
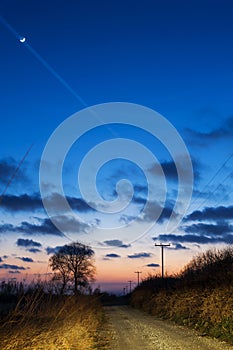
[134,271,142,286]
[154,243,170,279]
[128,280,133,293]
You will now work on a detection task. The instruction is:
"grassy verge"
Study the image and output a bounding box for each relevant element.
[131,247,233,345]
[0,292,109,349]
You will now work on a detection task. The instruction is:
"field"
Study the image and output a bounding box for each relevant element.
[0,287,109,350]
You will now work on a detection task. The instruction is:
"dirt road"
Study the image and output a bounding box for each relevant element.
[105,305,233,350]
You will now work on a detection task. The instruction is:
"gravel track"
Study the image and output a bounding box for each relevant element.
[105,305,233,350]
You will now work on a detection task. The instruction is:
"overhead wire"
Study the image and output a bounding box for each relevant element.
[191,153,233,212]
[0,144,34,205]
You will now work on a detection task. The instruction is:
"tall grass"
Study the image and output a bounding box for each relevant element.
[0,285,108,349]
[131,246,233,344]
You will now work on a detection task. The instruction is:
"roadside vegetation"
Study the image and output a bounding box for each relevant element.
[0,241,109,349]
[131,246,233,344]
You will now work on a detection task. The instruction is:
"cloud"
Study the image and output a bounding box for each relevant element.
[0,192,96,214]
[185,117,233,145]
[119,214,137,224]
[0,264,27,270]
[1,214,91,237]
[120,201,178,225]
[148,157,200,182]
[169,243,189,250]
[0,157,28,187]
[46,246,64,255]
[44,193,96,213]
[140,201,178,223]
[134,185,148,195]
[105,253,121,258]
[16,238,42,248]
[183,222,233,235]
[153,233,233,245]
[185,205,233,222]
[146,263,160,267]
[17,257,34,262]
[128,252,152,259]
[27,248,41,253]
[0,224,15,233]
[0,193,42,212]
[103,240,131,248]
[18,218,64,236]
[0,257,2,262]
[132,195,147,205]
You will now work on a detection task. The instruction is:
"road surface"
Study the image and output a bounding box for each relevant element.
[104,305,233,350]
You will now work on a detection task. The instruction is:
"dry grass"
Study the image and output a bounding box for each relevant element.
[131,247,233,344]
[0,291,108,350]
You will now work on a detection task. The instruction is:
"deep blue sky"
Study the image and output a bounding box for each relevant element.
[0,0,233,292]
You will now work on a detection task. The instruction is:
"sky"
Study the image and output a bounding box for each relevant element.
[0,0,233,294]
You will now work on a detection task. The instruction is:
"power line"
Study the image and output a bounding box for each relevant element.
[192,153,233,210]
[191,153,233,211]
[0,144,33,205]
[194,170,233,212]
[215,187,233,207]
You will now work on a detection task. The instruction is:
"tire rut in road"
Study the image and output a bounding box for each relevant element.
[104,305,233,350]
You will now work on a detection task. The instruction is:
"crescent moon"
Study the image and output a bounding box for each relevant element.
[20,37,26,43]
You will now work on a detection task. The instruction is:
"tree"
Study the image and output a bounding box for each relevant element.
[49,241,95,294]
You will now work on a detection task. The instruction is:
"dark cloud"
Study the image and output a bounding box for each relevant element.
[183,222,233,235]
[185,205,233,222]
[112,185,147,205]
[185,117,233,145]
[0,257,2,262]
[44,193,95,213]
[150,160,177,180]
[148,157,200,182]
[0,157,28,187]
[140,201,178,224]
[105,253,121,258]
[169,243,189,250]
[0,193,42,212]
[146,263,160,267]
[1,215,89,237]
[134,185,148,195]
[35,215,92,235]
[153,233,233,245]
[46,246,64,255]
[16,238,42,248]
[0,224,15,233]
[0,192,95,214]
[27,248,41,253]
[103,240,131,248]
[18,218,64,236]
[128,252,152,259]
[0,264,27,270]
[119,214,137,224]
[120,201,177,225]
[17,257,34,262]
[132,195,147,205]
